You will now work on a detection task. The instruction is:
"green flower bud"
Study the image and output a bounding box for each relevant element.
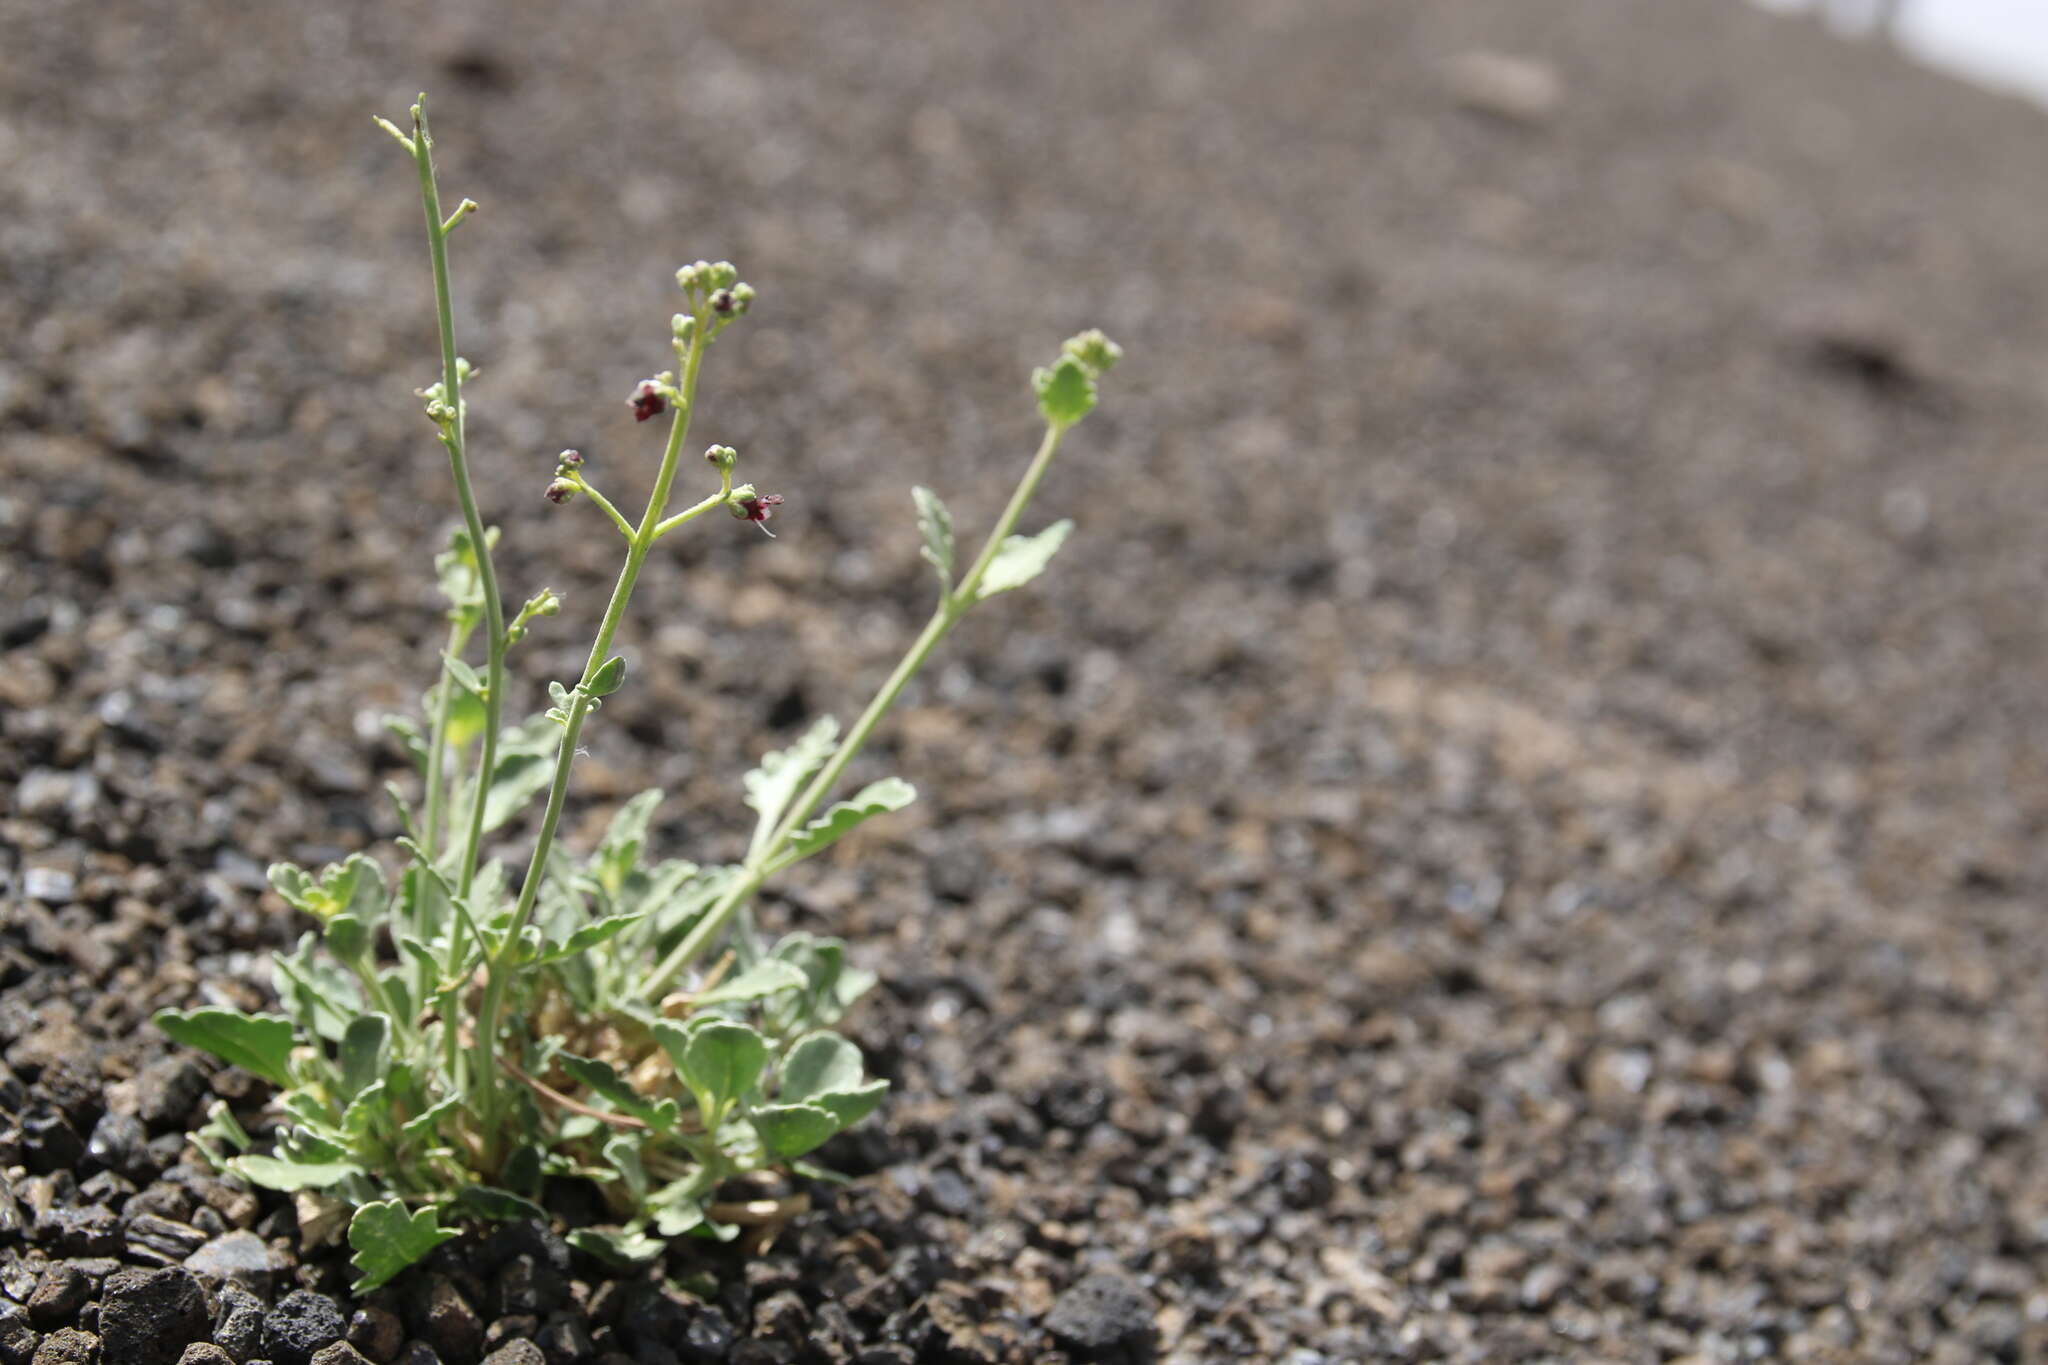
[1061,329,1122,375]
[705,444,737,470]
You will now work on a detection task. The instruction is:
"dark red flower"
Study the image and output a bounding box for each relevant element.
[628,380,666,423]
[735,493,785,536]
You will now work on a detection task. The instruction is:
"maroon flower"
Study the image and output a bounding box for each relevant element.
[544,478,577,504]
[628,380,666,423]
[735,493,785,536]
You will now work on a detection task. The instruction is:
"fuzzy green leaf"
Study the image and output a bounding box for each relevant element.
[1033,353,1097,427]
[587,655,627,697]
[780,1033,865,1103]
[657,1019,767,1124]
[752,1103,842,1159]
[779,778,915,865]
[455,1185,548,1222]
[743,717,839,856]
[348,1200,458,1292]
[912,486,954,588]
[555,1053,681,1132]
[813,1079,890,1128]
[567,1226,666,1266]
[478,716,561,833]
[338,1015,390,1100]
[154,1009,297,1087]
[692,959,809,1007]
[975,520,1073,600]
[231,1155,363,1192]
[536,911,645,965]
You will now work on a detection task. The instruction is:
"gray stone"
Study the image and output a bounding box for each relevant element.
[262,1292,346,1365]
[178,1347,236,1365]
[479,1345,543,1365]
[185,1232,274,1294]
[30,1328,97,1365]
[26,1265,89,1328]
[1044,1273,1156,1360]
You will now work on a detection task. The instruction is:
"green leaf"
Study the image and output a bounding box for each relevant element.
[1033,353,1097,427]
[656,1019,767,1125]
[912,486,954,588]
[975,520,1073,600]
[743,717,839,857]
[478,715,561,833]
[348,1200,458,1292]
[780,1033,865,1102]
[455,1185,547,1222]
[444,655,485,697]
[231,1154,362,1192]
[326,913,370,963]
[154,1009,297,1087]
[587,655,627,697]
[603,1133,648,1202]
[692,959,809,1007]
[338,1015,390,1100]
[272,935,363,1043]
[555,1053,681,1132]
[537,912,646,965]
[779,778,916,865]
[813,1079,890,1128]
[400,1096,459,1147]
[383,715,429,774]
[567,1226,666,1266]
[593,789,663,898]
[752,1103,842,1159]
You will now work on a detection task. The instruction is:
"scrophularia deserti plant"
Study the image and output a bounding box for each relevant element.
[154,96,1122,1287]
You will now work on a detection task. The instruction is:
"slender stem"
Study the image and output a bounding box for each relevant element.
[640,420,1070,998]
[574,479,637,541]
[468,309,723,1156]
[411,97,508,901]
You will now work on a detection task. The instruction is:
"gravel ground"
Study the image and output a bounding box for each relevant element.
[6,1,2048,1361]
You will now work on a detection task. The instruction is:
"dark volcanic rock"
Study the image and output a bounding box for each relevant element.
[100,1266,210,1365]
[29,1328,98,1365]
[263,1290,347,1365]
[26,1265,89,1328]
[1043,1273,1155,1363]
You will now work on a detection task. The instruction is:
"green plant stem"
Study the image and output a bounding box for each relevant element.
[468,311,730,1159]
[411,98,508,901]
[574,479,636,541]
[641,420,1070,999]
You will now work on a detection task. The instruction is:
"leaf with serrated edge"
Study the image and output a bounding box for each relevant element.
[338,1014,390,1100]
[537,911,645,964]
[567,1226,666,1265]
[778,778,915,865]
[154,1009,297,1087]
[976,520,1073,600]
[781,1033,865,1102]
[349,1200,458,1292]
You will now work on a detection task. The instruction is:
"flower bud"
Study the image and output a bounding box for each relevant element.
[629,380,666,423]
[556,448,584,470]
[675,264,700,292]
[709,261,738,289]
[705,444,737,470]
[544,478,579,505]
[709,289,736,317]
[730,282,756,314]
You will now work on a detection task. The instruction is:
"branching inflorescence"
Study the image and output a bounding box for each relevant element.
[152,96,1121,1288]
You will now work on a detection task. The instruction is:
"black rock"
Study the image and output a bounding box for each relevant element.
[34,1208,118,1258]
[493,1257,566,1319]
[212,1283,266,1360]
[85,1115,150,1184]
[309,1343,376,1365]
[479,1346,543,1365]
[124,1184,196,1225]
[29,1327,98,1364]
[100,1266,210,1365]
[1043,1273,1156,1364]
[177,1346,236,1365]
[134,1061,208,1132]
[345,1307,403,1364]
[26,1264,89,1327]
[409,1277,480,1365]
[0,1302,34,1365]
[263,1291,347,1365]
[125,1215,208,1266]
[20,1109,82,1177]
[394,1344,444,1365]
[533,1314,592,1365]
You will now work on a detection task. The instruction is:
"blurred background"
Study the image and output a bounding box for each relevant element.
[6,1,2048,1361]
[1762,0,2048,103]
